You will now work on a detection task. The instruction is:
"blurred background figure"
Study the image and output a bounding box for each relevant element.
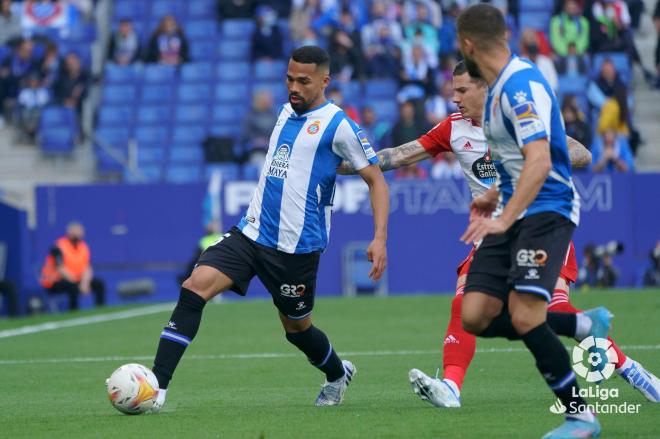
[108,18,142,66]
[252,5,284,61]
[243,89,277,166]
[145,15,189,65]
[591,129,634,172]
[40,221,106,311]
[643,242,660,286]
[16,72,50,143]
[54,52,90,115]
[177,221,222,285]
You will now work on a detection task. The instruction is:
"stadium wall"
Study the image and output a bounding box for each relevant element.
[24,173,658,309]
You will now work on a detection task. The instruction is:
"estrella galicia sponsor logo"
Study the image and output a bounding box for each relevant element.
[280,284,306,298]
[471,151,496,182]
[268,144,290,179]
[516,249,548,267]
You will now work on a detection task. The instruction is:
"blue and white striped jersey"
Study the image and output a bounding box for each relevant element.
[237,101,378,254]
[483,55,580,225]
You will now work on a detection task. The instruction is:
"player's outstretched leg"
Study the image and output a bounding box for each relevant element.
[549,290,660,402]
[281,314,354,406]
[151,266,232,412]
[409,291,474,408]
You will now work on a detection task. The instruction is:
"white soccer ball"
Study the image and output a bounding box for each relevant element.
[106,363,160,415]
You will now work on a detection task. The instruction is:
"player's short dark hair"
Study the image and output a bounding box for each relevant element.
[457,4,507,50]
[453,60,486,85]
[291,46,330,70]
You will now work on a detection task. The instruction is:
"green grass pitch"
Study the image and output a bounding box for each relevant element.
[1,289,658,438]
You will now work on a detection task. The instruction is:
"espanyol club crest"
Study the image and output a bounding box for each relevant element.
[307,120,321,135]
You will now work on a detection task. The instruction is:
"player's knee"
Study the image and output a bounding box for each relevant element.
[181,274,213,300]
[510,310,543,335]
[281,315,312,333]
[461,308,489,335]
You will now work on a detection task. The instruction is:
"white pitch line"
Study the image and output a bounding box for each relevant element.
[0,303,174,339]
[1,345,658,366]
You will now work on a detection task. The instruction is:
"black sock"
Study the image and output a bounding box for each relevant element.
[480,310,520,340]
[546,312,577,338]
[285,325,345,382]
[152,288,206,389]
[521,323,586,413]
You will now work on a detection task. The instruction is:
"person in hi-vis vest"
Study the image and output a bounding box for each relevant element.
[40,221,105,310]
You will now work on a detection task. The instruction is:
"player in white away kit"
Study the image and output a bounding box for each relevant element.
[148,46,389,410]
[341,60,660,413]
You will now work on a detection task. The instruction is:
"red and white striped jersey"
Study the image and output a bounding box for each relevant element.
[418,113,497,198]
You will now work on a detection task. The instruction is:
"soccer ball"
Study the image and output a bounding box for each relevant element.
[106,363,160,415]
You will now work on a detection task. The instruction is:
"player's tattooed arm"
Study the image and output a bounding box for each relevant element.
[566,136,592,169]
[337,140,433,175]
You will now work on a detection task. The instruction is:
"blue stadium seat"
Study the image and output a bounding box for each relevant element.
[137,105,173,124]
[173,125,208,143]
[591,52,631,85]
[96,146,127,173]
[365,79,397,99]
[215,83,251,103]
[151,0,186,18]
[59,43,93,68]
[40,106,76,128]
[137,145,167,165]
[177,83,213,102]
[98,106,134,126]
[187,0,216,17]
[216,62,251,81]
[165,165,201,183]
[126,164,162,183]
[210,124,241,138]
[102,84,138,104]
[186,20,217,39]
[253,60,287,81]
[169,145,204,163]
[143,64,177,83]
[104,63,140,83]
[253,82,287,105]
[175,105,210,124]
[189,41,216,60]
[181,62,214,82]
[217,40,251,61]
[135,126,170,143]
[370,99,399,123]
[96,126,131,144]
[518,0,554,12]
[39,128,75,154]
[69,23,97,43]
[558,75,589,97]
[221,19,256,38]
[339,81,363,104]
[141,84,177,103]
[113,0,149,21]
[212,104,247,123]
[519,11,551,31]
[205,163,240,181]
[0,45,11,64]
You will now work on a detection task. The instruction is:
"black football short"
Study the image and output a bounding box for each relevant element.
[464,212,575,302]
[196,227,320,319]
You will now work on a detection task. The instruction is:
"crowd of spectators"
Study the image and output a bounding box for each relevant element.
[0,0,92,142]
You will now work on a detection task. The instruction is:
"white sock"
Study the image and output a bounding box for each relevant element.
[567,410,595,423]
[575,313,592,340]
[442,378,460,397]
[616,357,634,374]
[156,388,167,404]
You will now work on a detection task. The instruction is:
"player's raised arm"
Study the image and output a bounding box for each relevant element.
[357,164,389,281]
[566,136,592,168]
[337,140,433,175]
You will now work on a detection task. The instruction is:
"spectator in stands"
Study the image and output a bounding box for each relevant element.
[361,1,403,77]
[39,41,60,88]
[425,79,457,126]
[400,44,435,96]
[391,101,425,147]
[108,18,142,66]
[643,242,660,287]
[0,38,38,123]
[243,90,276,165]
[16,72,50,143]
[337,8,364,55]
[438,1,461,58]
[431,152,462,179]
[360,105,390,150]
[327,88,359,122]
[145,15,190,65]
[592,129,633,172]
[53,52,90,114]
[519,29,558,92]
[40,221,106,311]
[252,5,284,61]
[403,2,440,68]
[328,28,365,82]
[561,97,592,152]
[555,42,589,76]
[0,0,21,46]
[290,0,339,42]
[550,0,590,57]
[218,0,256,19]
[597,85,629,137]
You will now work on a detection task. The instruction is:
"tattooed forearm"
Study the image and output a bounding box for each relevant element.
[337,140,431,175]
[566,136,592,169]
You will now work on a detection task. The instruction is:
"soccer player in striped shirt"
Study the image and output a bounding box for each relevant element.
[150,46,389,410]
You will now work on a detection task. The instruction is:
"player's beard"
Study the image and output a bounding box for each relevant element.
[289,93,308,114]
[463,54,484,81]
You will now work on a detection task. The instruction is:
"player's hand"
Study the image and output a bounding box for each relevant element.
[367,237,387,281]
[460,217,508,244]
[470,193,498,221]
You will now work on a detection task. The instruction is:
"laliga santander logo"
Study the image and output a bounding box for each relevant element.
[572,336,618,382]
